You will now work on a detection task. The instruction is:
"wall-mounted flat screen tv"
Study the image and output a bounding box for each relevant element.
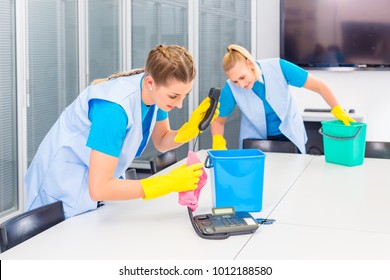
[280,0,390,69]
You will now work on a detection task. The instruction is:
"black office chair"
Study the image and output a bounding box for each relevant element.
[365,141,390,159]
[243,138,298,153]
[0,201,65,253]
[149,150,178,174]
[125,168,138,179]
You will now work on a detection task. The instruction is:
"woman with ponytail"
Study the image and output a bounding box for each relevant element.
[25,44,218,219]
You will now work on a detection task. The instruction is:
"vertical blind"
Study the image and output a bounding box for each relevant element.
[26,0,79,164]
[198,0,251,150]
[88,0,121,84]
[0,0,17,216]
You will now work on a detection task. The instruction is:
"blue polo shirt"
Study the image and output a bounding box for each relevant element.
[86,99,168,157]
[219,58,308,136]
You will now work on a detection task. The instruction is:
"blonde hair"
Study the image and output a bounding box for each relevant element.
[223,44,262,82]
[92,44,196,85]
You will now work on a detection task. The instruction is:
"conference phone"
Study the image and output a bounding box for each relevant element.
[188,206,259,240]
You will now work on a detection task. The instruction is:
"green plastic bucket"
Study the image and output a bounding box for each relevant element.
[205,149,266,212]
[319,120,367,166]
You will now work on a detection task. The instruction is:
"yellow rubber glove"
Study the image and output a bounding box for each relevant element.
[212,134,227,150]
[141,163,203,200]
[331,105,356,126]
[174,97,220,143]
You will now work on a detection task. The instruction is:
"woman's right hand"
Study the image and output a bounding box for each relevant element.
[174,97,219,143]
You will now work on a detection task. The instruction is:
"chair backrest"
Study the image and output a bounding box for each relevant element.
[125,168,138,180]
[0,201,65,253]
[149,150,178,174]
[243,139,298,153]
[365,141,390,159]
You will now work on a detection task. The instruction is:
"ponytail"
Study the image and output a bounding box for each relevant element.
[91,68,145,85]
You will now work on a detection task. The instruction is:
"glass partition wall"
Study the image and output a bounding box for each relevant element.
[0,0,253,218]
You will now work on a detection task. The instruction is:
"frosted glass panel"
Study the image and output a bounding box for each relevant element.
[0,0,17,217]
[27,0,79,164]
[88,0,121,83]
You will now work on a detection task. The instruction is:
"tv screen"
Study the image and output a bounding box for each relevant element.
[280,0,390,69]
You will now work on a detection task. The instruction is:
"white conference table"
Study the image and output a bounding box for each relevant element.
[236,156,390,260]
[1,150,389,260]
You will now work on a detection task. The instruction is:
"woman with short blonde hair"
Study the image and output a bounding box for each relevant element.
[211,44,355,153]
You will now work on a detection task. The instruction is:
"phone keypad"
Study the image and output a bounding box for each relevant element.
[222,217,241,227]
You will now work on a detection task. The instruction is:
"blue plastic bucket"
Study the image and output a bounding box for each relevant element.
[319,120,367,166]
[205,149,266,212]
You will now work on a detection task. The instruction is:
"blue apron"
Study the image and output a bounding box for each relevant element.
[25,73,157,218]
[227,58,307,153]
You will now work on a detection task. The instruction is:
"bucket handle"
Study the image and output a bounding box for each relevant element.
[318,125,362,140]
[204,155,213,168]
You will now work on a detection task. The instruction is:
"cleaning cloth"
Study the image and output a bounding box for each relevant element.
[178,151,207,211]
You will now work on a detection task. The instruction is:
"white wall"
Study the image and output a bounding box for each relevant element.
[256,0,390,141]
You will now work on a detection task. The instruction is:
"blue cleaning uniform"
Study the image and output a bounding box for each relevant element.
[87,97,168,158]
[25,73,164,219]
[220,58,308,153]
